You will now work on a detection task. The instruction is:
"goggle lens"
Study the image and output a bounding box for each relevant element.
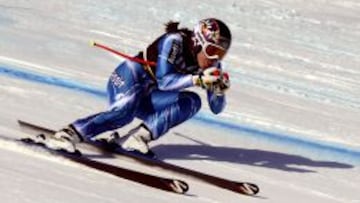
[203,43,226,60]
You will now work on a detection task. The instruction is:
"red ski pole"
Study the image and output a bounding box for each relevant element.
[89,40,157,66]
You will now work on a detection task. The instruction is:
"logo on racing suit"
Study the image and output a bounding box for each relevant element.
[167,41,180,64]
[110,72,125,87]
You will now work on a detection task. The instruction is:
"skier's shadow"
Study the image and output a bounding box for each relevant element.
[152,133,354,173]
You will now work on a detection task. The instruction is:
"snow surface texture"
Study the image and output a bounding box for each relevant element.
[0,0,359,202]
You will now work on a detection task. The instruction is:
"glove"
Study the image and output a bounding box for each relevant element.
[211,71,230,96]
[192,67,221,89]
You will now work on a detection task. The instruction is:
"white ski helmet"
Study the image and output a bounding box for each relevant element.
[193,18,232,60]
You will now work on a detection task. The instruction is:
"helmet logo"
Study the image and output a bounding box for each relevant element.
[201,19,220,44]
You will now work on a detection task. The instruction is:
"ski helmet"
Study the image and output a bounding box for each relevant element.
[193,18,232,60]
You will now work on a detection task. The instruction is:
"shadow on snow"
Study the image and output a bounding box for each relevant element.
[152,133,354,173]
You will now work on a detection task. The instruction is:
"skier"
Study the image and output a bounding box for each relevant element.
[50,18,232,156]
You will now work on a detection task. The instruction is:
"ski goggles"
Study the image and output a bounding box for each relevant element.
[202,42,227,60]
[195,31,227,60]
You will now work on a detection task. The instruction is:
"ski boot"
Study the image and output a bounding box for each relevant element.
[110,124,155,158]
[46,124,82,154]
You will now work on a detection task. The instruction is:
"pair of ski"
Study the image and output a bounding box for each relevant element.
[17,120,259,196]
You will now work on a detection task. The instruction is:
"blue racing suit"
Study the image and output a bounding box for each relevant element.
[72,31,226,140]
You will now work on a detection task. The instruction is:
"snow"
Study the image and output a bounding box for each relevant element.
[0,0,360,202]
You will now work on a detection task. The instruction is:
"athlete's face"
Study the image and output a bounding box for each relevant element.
[197,50,217,69]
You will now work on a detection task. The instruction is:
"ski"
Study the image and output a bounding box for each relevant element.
[18,120,259,196]
[16,122,189,194]
[90,139,259,196]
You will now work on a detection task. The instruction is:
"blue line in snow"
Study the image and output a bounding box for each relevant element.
[1,65,359,164]
[195,113,360,164]
[0,66,106,97]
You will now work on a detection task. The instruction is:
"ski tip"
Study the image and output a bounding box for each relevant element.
[19,137,36,144]
[237,183,259,196]
[170,180,189,194]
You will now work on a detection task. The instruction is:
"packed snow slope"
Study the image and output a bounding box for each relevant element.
[0,0,359,202]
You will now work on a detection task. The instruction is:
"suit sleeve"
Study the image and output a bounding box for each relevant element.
[207,62,226,114]
[156,34,194,91]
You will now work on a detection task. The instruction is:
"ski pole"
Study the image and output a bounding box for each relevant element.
[89,40,157,66]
